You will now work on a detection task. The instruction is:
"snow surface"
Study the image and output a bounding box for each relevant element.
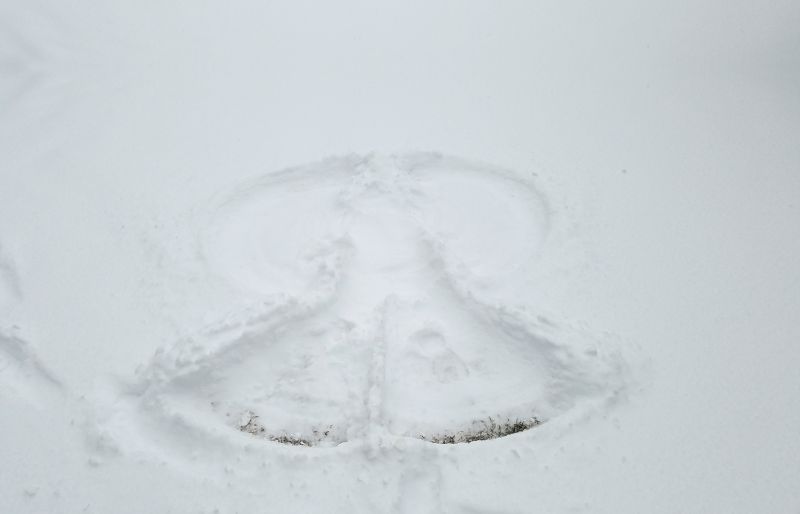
[1,1,799,513]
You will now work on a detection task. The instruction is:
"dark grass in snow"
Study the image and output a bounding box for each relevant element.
[418,416,543,444]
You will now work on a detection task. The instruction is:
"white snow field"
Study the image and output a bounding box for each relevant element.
[1,1,799,513]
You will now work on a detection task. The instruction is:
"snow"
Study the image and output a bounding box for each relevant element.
[1,1,799,513]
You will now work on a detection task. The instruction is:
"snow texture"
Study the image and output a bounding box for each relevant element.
[1,1,799,513]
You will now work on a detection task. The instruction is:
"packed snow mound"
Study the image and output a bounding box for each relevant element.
[100,153,626,456]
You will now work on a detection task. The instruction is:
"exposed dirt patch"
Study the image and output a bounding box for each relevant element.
[236,411,335,447]
[418,416,543,444]
[237,410,543,447]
